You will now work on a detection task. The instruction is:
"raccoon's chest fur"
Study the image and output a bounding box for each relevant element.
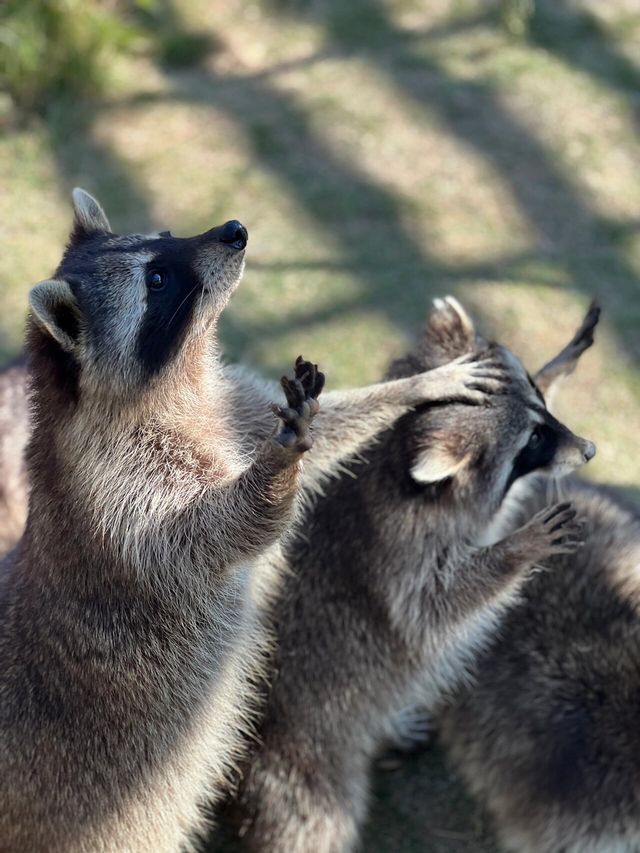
[48,559,267,853]
[15,434,271,849]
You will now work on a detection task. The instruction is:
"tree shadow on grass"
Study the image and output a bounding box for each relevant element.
[173,69,457,332]
[33,0,640,371]
[209,246,580,354]
[43,97,159,234]
[110,0,640,366]
[0,100,160,361]
[528,0,640,126]
[277,0,640,361]
[23,0,638,375]
[37,43,464,363]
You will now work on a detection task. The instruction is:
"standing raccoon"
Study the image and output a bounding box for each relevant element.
[0,191,498,852]
[0,189,324,853]
[438,322,640,853]
[223,297,595,853]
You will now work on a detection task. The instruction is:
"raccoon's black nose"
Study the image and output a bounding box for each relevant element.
[582,440,596,462]
[220,220,248,251]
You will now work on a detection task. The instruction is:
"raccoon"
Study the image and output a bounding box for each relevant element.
[0,358,28,557]
[0,188,326,853]
[438,316,640,853]
[221,297,594,853]
[0,191,499,852]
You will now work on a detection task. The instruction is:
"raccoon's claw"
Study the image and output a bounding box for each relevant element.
[464,378,508,398]
[544,501,577,531]
[547,505,585,555]
[412,355,506,407]
[271,404,313,451]
[273,356,324,453]
[449,353,509,404]
[291,355,325,415]
[521,501,585,562]
[383,705,432,757]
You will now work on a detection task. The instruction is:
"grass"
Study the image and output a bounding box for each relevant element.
[1,0,639,848]
[0,0,137,111]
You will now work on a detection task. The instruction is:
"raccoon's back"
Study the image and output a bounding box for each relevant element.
[439,478,640,852]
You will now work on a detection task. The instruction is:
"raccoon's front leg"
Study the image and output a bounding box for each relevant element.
[271,356,325,452]
[302,353,506,492]
[492,500,583,568]
[444,502,583,625]
[231,747,366,853]
[395,503,584,677]
[211,357,324,561]
[396,503,582,652]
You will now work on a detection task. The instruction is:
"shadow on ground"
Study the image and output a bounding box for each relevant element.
[34,0,640,367]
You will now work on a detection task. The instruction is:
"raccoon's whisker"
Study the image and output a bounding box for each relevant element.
[546,475,554,505]
[196,289,205,321]
[166,283,202,329]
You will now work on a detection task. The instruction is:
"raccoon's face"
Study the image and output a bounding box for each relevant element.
[405,298,595,518]
[27,189,247,393]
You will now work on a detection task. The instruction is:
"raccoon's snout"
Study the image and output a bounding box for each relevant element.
[219,220,248,251]
[560,435,596,471]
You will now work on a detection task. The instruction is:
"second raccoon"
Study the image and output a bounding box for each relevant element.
[438,310,640,853]
[223,297,595,853]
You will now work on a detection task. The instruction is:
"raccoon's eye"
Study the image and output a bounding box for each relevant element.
[147,270,166,291]
[527,427,543,450]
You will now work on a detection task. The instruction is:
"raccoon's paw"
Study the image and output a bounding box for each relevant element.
[518,502,584,563]
[272,356,325,453]
[425,352,509,405]
[461,351,511,400]
[385,705,433,754]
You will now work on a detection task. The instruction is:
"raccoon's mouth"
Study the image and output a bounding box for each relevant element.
[199,282,219,302]
[547,460,586,477]
[201,270,244,298]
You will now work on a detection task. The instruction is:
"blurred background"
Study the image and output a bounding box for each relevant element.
[1,0,639,848]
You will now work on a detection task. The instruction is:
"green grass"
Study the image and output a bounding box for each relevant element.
[1,0,640,848]
[0,0,138,111]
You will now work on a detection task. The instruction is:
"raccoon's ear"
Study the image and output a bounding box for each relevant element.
[71,187,111,238]
[533,300,600,399]
[29,279,81,353]
[423,296,477,361]
[410,445,470,485]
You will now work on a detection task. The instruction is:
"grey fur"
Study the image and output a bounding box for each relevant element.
[437,314,640,853]
[221,297,594,853]
[0,194,505,851]
[0,191,323,852]
[438,476,640,853]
